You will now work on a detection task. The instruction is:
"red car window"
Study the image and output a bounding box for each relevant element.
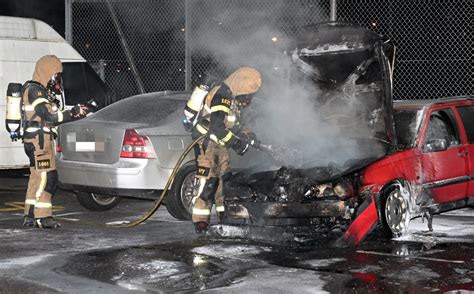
[456,106,474,143]
[424,109,460,149]
[393,110,420,149]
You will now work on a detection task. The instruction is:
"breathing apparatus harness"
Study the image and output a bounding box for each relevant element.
[22,80,57,149]
[5,77,61,145]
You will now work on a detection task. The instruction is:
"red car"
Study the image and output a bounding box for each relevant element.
[345,96,474,244]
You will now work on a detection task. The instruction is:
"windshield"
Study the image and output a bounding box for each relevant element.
[394,110,421,149]
[90,95,186,124]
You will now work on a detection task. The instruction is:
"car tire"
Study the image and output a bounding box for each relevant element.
[378,184,411,238]
[76,192,122,211]
[166,162,197,220]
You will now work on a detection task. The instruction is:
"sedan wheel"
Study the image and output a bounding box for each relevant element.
[180,171,197,215]
[383,188,410,237]
[91,193,119,206]
[166,163,196,220]
[76,192,122,211]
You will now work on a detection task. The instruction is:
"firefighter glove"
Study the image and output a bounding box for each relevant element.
[85,99,99,112]
[239,130,261,150]
[71,104,90,118]
[245,130,257,141]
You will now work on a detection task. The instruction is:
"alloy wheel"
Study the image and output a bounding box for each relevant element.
[180,171,197,214]
[384,189,409,236]
[91,193,118,206]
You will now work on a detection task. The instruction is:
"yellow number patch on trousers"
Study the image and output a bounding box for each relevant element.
[197,167,210,177]
[36,159,51,170]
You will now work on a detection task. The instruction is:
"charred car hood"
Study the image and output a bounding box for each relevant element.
[293,22,396,153]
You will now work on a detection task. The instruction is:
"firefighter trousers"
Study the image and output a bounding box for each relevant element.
[192,140,230,224]
[23,135,58,219]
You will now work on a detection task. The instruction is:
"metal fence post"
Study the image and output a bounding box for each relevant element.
[65,0,73,43]
[330,0,337,21]
[185,0,192,91]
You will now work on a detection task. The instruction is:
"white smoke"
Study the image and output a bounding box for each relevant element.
[189,1,385,171]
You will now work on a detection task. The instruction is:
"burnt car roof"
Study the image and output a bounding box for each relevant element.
[394,96,474,110]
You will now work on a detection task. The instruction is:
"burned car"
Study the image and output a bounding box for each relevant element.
[214,22,399,244]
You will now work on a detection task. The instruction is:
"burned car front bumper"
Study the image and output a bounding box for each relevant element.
[222,167,359,234]
[225,201,350,226]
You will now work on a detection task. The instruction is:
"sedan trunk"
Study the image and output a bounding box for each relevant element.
[60,119,127,164]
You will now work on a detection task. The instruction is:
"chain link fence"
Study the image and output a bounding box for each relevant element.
[67,0,472,101]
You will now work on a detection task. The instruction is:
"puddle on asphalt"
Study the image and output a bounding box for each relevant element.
[58,238,275,292]
[57,236,474,292]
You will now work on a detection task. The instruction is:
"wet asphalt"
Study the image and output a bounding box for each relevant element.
[0,173,473,293]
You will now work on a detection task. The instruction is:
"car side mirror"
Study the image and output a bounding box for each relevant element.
[424,139,448,153]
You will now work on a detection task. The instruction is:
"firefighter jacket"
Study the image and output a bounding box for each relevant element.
[22,55,73,141]
[193,67,262,146]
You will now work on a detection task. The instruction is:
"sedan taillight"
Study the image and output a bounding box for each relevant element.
[120,129,156,159]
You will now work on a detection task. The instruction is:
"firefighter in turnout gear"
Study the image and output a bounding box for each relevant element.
[22,55,90,228]
[191,67,262,234]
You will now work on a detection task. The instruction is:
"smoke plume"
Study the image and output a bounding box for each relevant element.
[189,0,387,173]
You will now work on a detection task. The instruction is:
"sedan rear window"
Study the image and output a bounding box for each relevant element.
[90,95,186,124]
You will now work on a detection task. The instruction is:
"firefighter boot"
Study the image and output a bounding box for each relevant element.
[23,204,35,227]
[34,217,61,229]
[23,216,35,227]
[194,221,208,235]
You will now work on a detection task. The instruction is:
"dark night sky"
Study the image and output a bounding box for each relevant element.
[0,0,65,36]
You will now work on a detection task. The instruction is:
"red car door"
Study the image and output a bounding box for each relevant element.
[454,103,474,197]
[420,107,468,203]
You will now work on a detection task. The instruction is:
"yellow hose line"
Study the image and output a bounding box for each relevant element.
[113,134,206,228]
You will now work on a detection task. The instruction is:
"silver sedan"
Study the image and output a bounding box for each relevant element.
[57,91,198,220]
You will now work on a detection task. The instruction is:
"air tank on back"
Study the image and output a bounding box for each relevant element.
[5,83,23,141]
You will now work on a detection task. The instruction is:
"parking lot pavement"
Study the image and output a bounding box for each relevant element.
[0,175,196,251]
[0,174,473,292]
[0,174,197,292]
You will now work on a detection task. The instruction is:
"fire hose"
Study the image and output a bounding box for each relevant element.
[111,134,206,228]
